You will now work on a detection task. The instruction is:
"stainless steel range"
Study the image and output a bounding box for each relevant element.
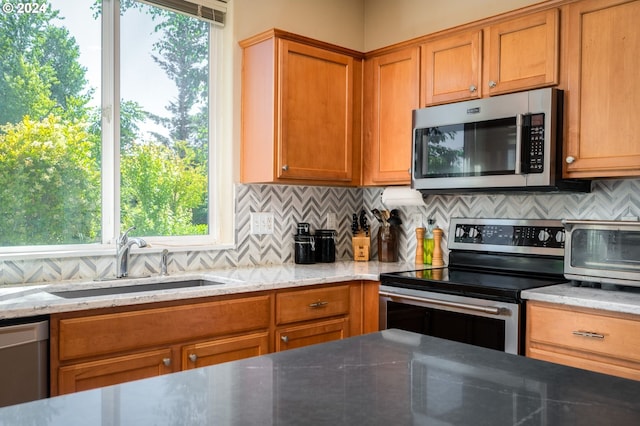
[379,218,568,355]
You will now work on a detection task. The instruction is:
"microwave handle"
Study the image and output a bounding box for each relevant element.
[515,114,523,175]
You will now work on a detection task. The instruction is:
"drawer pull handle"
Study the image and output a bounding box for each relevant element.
[162,357,171,367]
[572,330,605,339]
[309,301,329,309]
[188,354,198,363]
[281,335,289,343]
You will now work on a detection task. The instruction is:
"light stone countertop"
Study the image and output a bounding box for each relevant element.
[0,261,427,320]
[522,283,640,316]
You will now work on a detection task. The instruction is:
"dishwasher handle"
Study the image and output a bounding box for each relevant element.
[0,320,49,350]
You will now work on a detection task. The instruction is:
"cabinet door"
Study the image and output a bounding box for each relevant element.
[182,332,270,370]
[565,0,640,178]
[276,317,348,351]
[485,9,559,95]
[57,348,174,395]
[278,39,354,182]
[363,47,419,185]
[421,30,482,105]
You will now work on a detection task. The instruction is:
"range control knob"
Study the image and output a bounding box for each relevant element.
[468,228,479,238]
[538,229,550,241]
[555,230,565,243]
[455,226,465,238]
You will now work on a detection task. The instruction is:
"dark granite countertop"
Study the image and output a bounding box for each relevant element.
[1,329,639,425]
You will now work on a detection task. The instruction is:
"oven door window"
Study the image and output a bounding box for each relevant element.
[386,301,506,352]
[414,117,517,178]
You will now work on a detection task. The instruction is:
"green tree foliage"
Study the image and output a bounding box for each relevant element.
[1,1,212,246]
[0,7,90,125]
[121,142,207,236]
[0,116,101,245]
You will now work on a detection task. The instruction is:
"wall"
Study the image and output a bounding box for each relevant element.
[363,0,542,51]
[233,0,365,50]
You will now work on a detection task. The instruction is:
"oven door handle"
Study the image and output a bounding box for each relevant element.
[379,291,504,316]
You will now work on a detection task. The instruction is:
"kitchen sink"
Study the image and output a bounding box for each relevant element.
[48,280,225,299]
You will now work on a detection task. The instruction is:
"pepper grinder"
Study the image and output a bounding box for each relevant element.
[415,227,425,264]
[432,227,444,267]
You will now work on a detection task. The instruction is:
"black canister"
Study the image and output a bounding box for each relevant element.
[294,235,315,264]
[314,229,336,263]
[297,222,311,235]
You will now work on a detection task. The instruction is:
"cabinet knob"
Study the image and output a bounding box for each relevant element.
[162,358,171,367]
[566,156,576,164]
[488,80,497,88]
[188,353,198,363]
[281,335,289,343]
[469,85,477,93]
[407,168,411,175]
[282,164,289,171]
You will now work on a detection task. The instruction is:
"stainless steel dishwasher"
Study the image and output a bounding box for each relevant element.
[0,318,49,407]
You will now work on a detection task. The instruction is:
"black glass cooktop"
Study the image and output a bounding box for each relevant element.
[380,268,567,303]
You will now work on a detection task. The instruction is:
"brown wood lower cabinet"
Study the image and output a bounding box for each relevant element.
[50,281,380,396]
[50,294,271,396]
[276,318,348,351]
[57,348,174,395]
[181,332,270,370]
[526,301,640,381]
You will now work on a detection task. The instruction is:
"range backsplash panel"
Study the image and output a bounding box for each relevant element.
[1,179,639,285]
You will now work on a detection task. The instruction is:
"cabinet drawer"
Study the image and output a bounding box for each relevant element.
[276,285,350,325]
[528,302,640,363]
[56,295,271,361]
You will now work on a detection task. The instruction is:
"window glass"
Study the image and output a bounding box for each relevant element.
[0,0,227,252]
[119,2,210,237]
[0,0,101,246]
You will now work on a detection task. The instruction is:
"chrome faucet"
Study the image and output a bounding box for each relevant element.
[116,226,147,278]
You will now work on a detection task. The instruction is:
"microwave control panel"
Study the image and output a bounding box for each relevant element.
[522,113,545,174]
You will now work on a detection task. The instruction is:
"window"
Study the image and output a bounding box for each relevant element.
[0,0,232,255]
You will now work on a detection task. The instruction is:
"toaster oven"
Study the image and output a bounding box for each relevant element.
[563,220,640,287]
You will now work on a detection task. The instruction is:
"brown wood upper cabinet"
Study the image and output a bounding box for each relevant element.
[240,29,362,186]
[363,46,420,185]
[421,9,559,106]
[421,29,483,105]
[564,0,640,178]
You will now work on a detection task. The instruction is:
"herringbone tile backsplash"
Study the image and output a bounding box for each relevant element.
[1,179,639,285]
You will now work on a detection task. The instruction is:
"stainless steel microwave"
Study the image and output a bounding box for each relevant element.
[564,219,640,288]
[411,88,590,194]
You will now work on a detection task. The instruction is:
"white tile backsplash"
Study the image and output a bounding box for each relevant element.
[1,179,639,285]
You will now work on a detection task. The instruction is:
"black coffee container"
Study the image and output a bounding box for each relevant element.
[294,234,315,264]
[314,229,336,263]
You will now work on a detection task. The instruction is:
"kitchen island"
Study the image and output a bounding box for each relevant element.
[0,329,638,425]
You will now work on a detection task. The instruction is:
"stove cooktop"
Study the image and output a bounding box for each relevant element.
[380,268,567,303]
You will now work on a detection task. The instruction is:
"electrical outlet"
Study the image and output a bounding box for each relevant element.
[326,212,337,230]
[250,212,274,234]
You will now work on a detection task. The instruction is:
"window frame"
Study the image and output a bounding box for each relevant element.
[0,0,234,260]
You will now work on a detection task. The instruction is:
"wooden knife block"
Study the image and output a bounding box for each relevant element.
[352,233,370,261]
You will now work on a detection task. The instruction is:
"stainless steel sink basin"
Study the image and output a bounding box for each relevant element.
[48,280,224,299]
